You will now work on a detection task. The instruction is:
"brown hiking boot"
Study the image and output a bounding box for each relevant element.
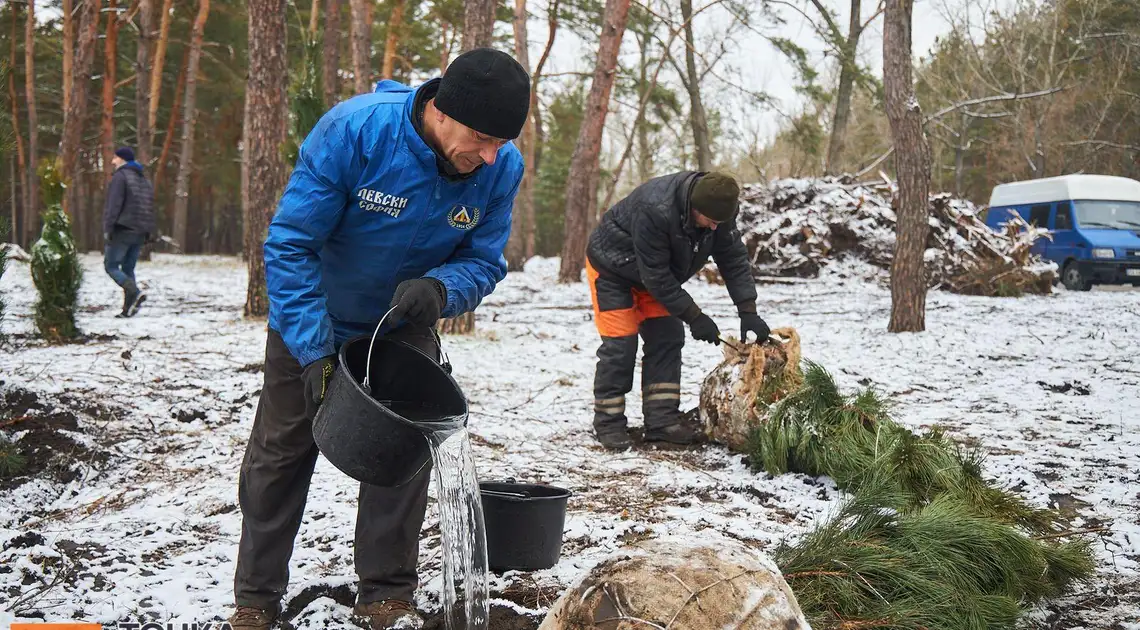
[354,600,424,630]
[227,606,277,630]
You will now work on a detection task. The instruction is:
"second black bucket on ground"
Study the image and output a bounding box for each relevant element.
[480,481,571,572]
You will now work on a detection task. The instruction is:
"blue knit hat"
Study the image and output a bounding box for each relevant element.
[115,147,135,162]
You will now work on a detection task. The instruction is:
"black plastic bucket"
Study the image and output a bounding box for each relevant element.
[480,481,571,571]
[312,322,468,487]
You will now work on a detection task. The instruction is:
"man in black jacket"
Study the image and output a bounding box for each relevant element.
[586,171,770,450]
[103,147,156,317]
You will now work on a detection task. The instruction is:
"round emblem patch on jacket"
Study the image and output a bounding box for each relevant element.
[447,204,481,230]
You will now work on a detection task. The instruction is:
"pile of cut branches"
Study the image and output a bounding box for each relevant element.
[736,178,1057,296]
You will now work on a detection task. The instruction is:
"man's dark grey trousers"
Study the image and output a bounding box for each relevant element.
[234,327,436,609]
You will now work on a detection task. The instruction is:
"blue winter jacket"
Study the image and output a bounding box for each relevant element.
[265,80,524,366]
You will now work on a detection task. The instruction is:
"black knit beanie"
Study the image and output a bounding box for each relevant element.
[690,172,740,222]
[435,48,531,140]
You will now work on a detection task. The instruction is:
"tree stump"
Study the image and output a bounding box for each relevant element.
[438,312,475,335]
[699,328,802,452]
[539,538,809,630]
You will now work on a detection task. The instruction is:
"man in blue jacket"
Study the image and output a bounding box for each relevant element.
[230,48,529,630]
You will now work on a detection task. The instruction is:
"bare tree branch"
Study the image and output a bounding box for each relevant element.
[533,0,560,80]
[1060,140,1140,152]
[855,87,1067,179]
[860,0,884,32]
[698,36,733,83]
[764,0,832,51]
[925,86,1066,122]
[962,109,1013,119]
[807,0,843,42]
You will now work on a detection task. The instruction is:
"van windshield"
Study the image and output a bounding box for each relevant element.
[1074,200,1140,229]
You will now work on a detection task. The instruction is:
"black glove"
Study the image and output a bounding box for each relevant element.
[302,355,336,408]
[740,313,771,343]
[689,313,721,345]
[389,278,447,328]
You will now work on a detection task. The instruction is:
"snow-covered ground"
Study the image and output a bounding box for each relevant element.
[1,254,1138,629]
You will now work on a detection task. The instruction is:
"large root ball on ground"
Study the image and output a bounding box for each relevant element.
[538,538,808,630]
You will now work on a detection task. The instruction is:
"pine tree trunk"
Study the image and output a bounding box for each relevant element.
[439,23,452,73]
[24,0,39,245]
[309,0,320,33]
[558,0,631,283]
[883,0,931,333]
[321,0,341,105]
[73,153,89,248]
[154,54,186,199]
[825,0,862,175]
[60,0,99,222]
[244,0,288,317]
[101,0,118,183]
[380,0,405,79]
[8,2,28,245]
[438,0,499,333]
[679,0,710,171]
[148,0,175,136]
[953,113,969,196]
[462,0,496,51]
[172,0,210,251]
[636,32,652,182]
[10,153,17,246]
[63,0,73,114]
[136,0,153,165]
[349,0,372,94]
[529,0,559,213]
[438,312,474,335]
[505,0,533,272]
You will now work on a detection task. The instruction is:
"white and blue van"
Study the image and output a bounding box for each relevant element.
[985,174,1140,291]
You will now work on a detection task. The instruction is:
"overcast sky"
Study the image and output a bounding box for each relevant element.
[528,0,995,147]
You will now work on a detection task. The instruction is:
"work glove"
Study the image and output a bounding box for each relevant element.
[740,313,771,343]
[389,278,447,328]
[688,313,721,345]
[302,355,337,408]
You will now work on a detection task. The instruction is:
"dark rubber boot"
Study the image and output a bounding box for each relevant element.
[596,428,633,451]
[122,280,146,317]
[643,421,706,445]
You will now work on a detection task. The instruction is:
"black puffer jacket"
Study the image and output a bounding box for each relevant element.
[586,171,757,321]
[103,162,156,237]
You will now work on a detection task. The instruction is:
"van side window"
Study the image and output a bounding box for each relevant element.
[1054,202,1073,230]
[1029,204,1052,227]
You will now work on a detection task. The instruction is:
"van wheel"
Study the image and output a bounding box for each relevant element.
[1062,262,1092,292]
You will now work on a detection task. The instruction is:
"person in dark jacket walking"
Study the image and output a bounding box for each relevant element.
[586,171,771,450]
[103,146,156,317]
[228,48,529,630]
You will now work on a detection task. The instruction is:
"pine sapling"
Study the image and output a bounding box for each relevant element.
[282,34,325,166]
[0,435,26,478]
[30,159,83,342]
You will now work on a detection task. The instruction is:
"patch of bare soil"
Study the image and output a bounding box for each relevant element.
[0,387,112,491]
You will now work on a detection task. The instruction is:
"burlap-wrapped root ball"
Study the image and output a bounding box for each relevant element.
[539,538,809,630]
[699,327,802,451]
